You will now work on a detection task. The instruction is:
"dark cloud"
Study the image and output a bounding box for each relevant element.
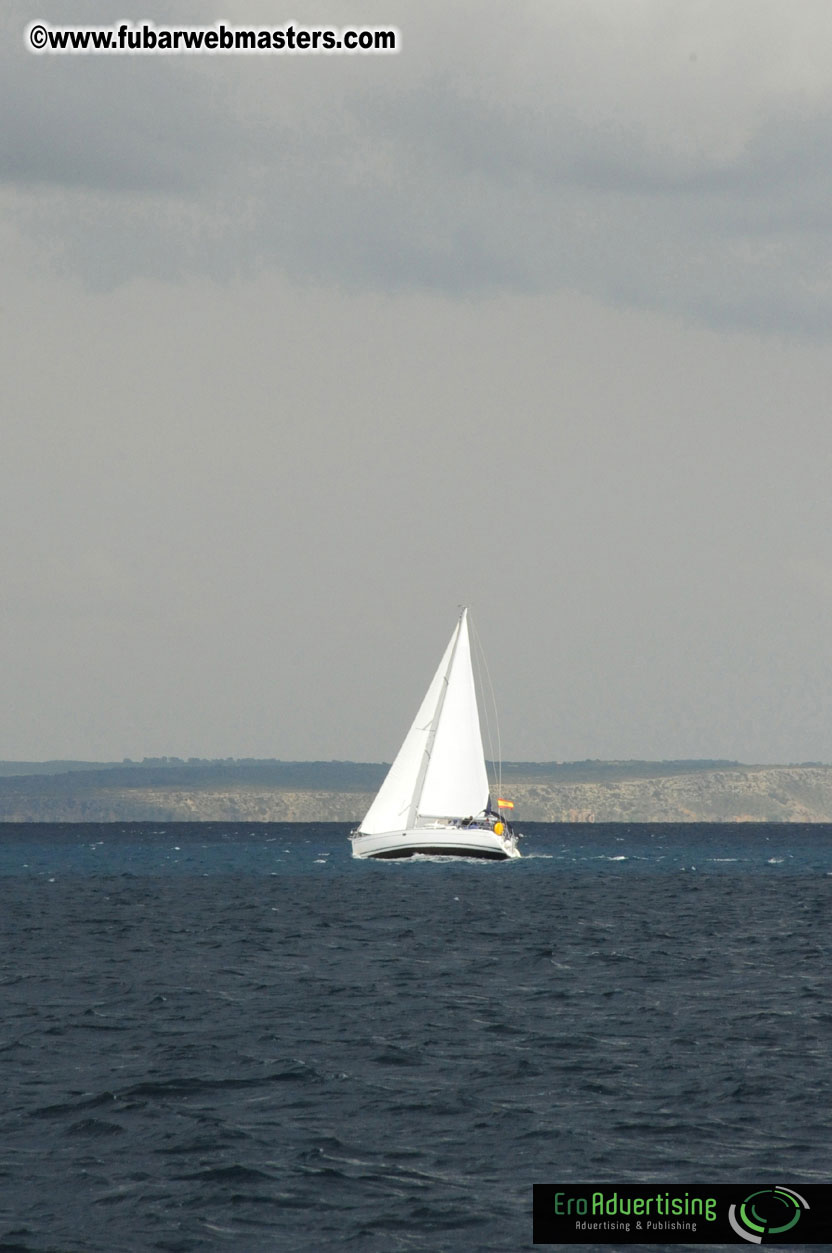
[1,16,234,193]
[4,0,832,330]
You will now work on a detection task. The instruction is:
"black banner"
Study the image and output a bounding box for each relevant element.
[533,1184,832,1244]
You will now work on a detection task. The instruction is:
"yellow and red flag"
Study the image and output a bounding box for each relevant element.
[497,798,514,809]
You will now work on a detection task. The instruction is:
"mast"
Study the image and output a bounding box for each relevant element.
[406,608,466,827]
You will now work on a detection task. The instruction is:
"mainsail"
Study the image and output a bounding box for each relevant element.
[417,610,489,819]
[357,609,490,835]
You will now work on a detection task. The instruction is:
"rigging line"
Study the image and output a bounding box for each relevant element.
[470,612,502,804]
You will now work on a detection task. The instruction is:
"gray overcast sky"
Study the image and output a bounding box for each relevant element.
[2,0,832,763]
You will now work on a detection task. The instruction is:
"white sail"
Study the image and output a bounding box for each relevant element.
[357,627,456,835]
[417,611,490,819]
[351,608,521,860]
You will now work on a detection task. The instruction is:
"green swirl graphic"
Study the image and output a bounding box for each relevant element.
[728,1187,809,1243]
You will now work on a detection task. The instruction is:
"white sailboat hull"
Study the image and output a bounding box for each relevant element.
[351,824,521,861]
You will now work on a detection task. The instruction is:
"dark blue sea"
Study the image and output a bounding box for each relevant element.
[1,823,830,1252]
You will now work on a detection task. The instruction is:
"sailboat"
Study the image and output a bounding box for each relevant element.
[351,609,521,860]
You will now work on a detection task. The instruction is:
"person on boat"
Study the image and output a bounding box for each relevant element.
[484,803,513,837]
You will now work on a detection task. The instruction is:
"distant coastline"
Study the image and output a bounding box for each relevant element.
[1,758,831,823]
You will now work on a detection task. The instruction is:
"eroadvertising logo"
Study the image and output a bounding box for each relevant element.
[533,1184,832,1244]
[728,1188,810,1244]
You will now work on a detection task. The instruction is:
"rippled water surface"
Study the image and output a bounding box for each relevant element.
[1,823,830,1251]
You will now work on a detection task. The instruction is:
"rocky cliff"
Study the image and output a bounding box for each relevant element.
[1,760,831,822]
